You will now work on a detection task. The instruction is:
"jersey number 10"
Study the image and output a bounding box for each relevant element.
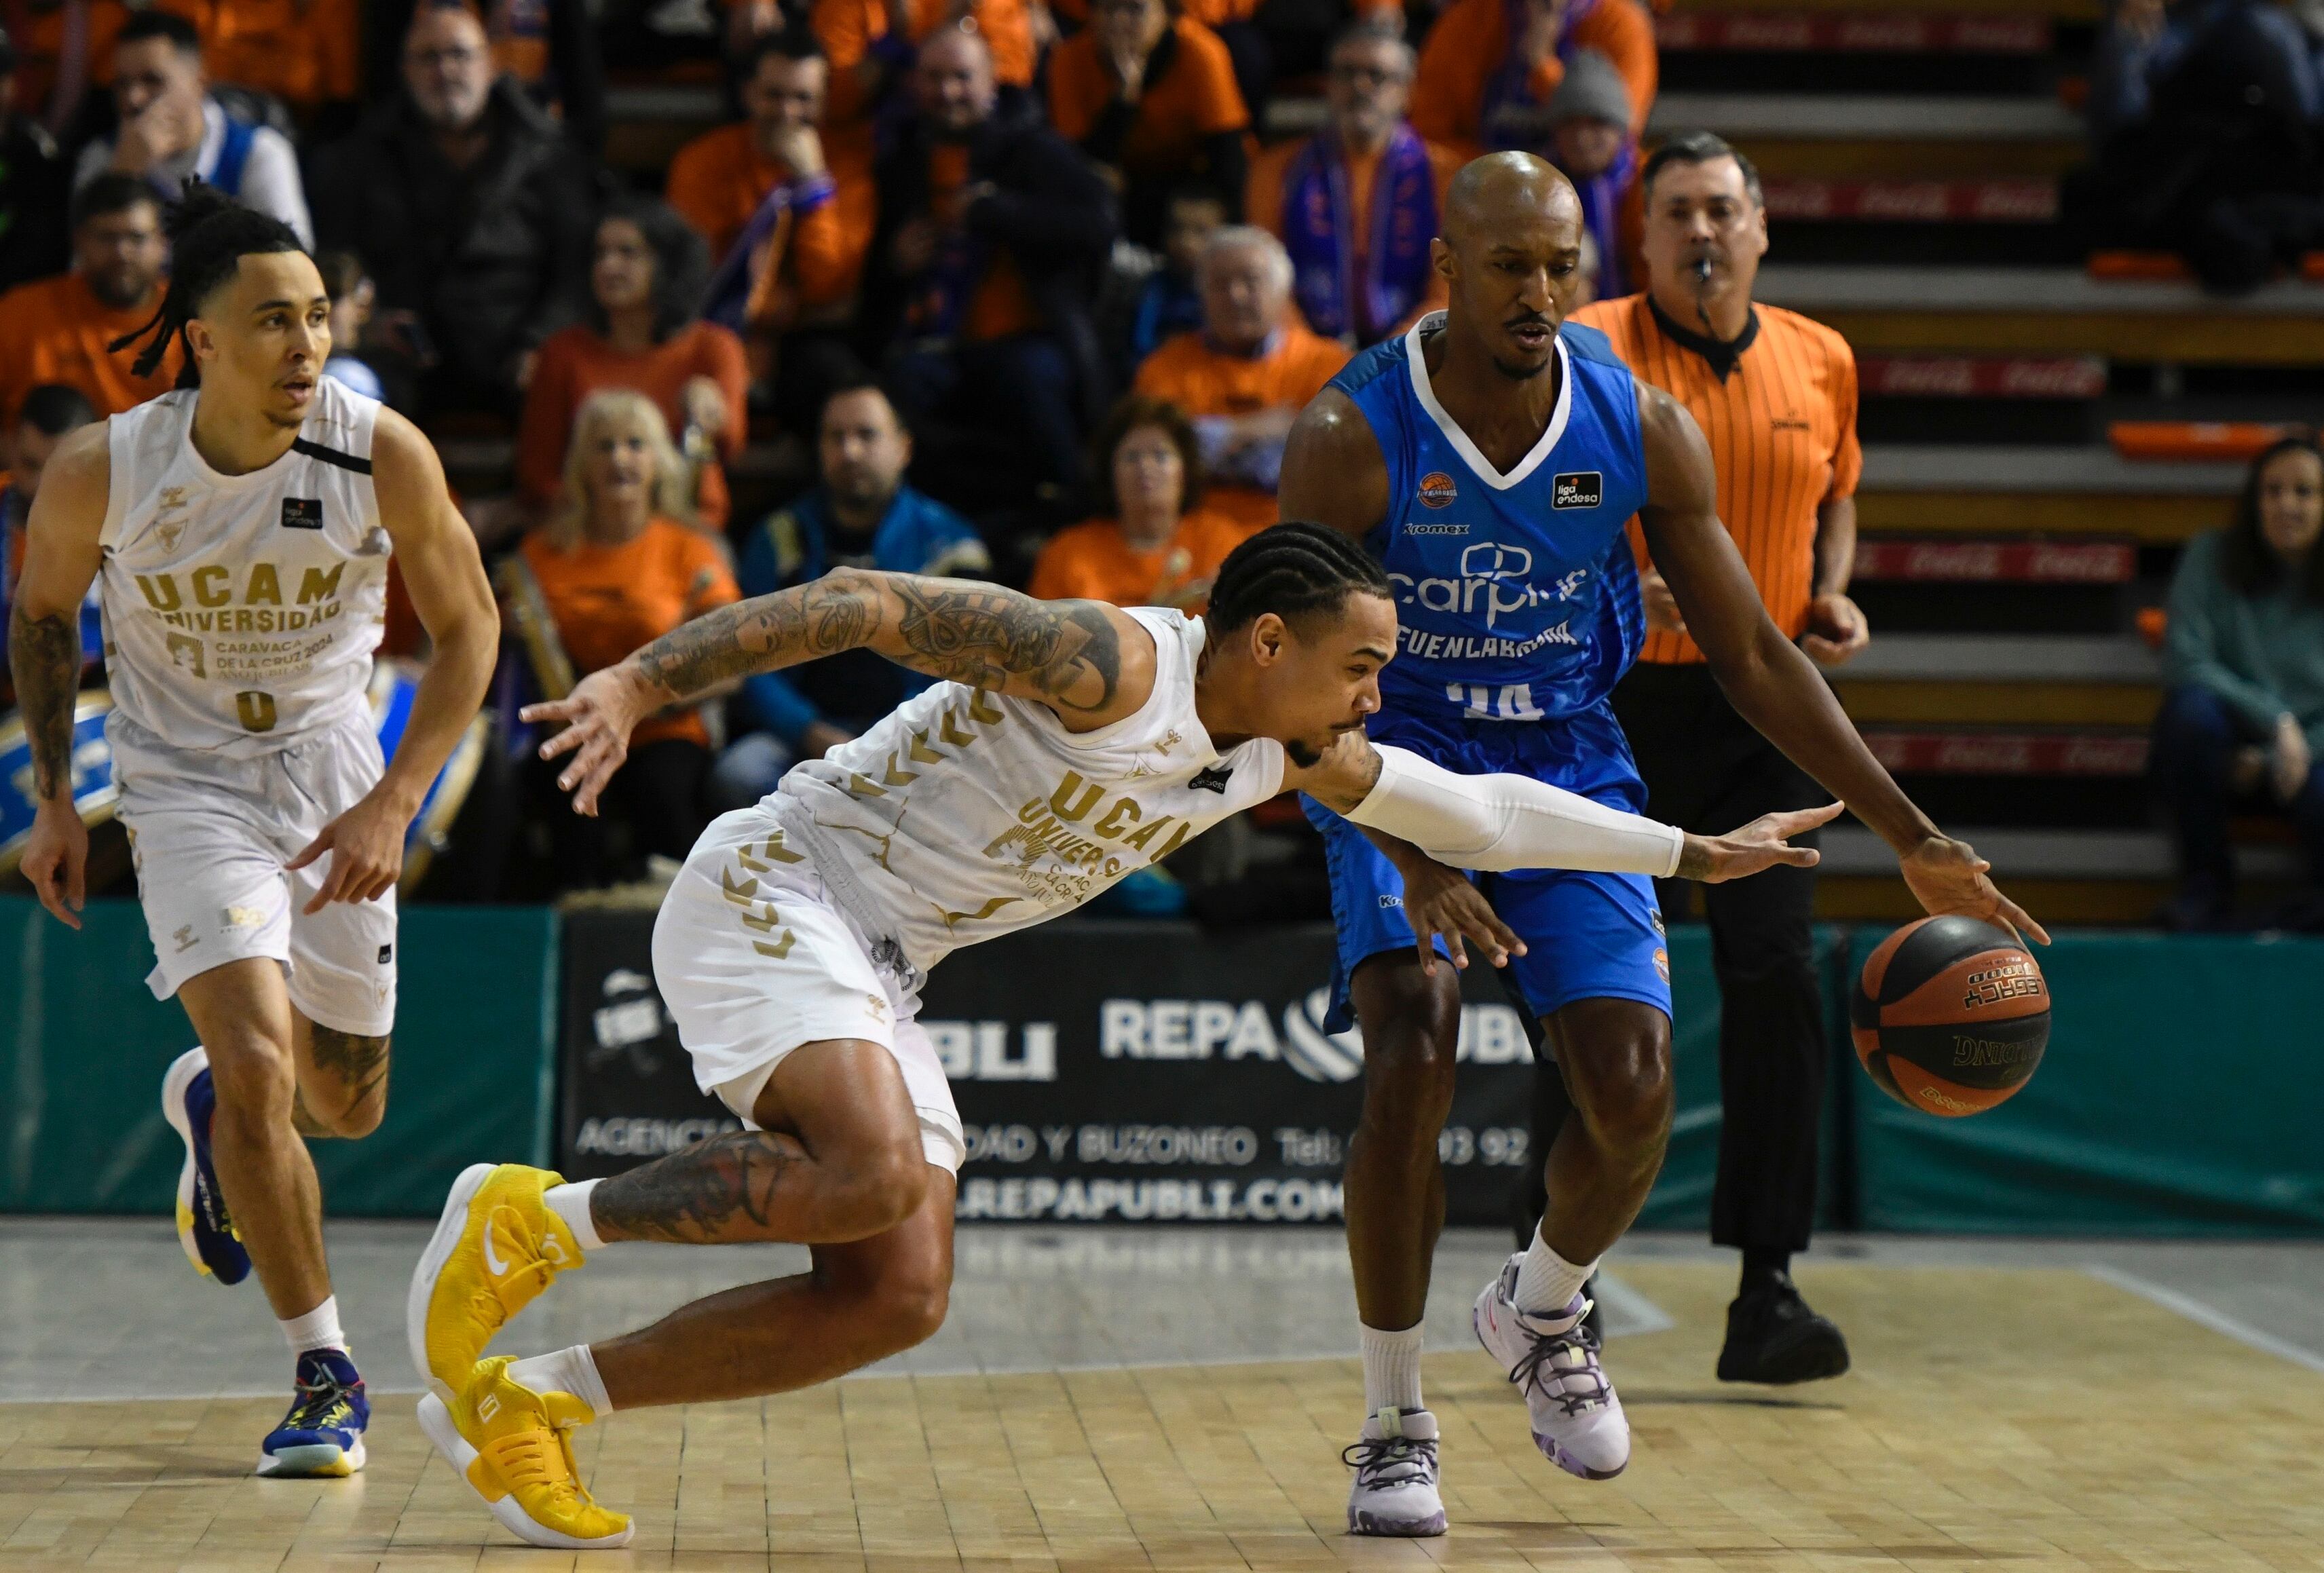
[1447,683,1545,721]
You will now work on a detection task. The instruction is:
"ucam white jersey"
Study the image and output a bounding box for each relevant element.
[97,379,389,757]
[775,607,1288,972]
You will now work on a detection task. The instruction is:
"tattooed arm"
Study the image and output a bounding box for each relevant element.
[521,569,1159,814]
[6,427,110,929]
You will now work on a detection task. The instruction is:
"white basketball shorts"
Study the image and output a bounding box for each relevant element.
[651,806,966,1174]
[111,709,397,1038]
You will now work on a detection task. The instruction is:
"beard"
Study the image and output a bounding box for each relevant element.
[1285,737,1323,769]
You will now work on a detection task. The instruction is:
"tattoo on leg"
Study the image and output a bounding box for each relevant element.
[591,1131,801,1243]
[305,1026,390,1128]
[291,1090,335,1139]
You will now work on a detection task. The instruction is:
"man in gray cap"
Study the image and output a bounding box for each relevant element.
[1546,48,1638,302]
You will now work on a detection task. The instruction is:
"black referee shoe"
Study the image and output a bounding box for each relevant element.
[1716,1274,1850,1385]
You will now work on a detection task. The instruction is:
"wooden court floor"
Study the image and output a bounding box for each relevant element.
[2,1263,2319,1572]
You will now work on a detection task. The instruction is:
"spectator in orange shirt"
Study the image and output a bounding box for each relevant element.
[0,174,181,430]
[1050,0,1250,246]
[1548,47,1643,303]
[197,0,360,116]
[811,0,1036,134]
[1030,393,1243,608]
[1132,225,1349,534]
[868,26,1119,514]
[675,29,879,432]
[1410,0,1655,156]
[519,388,742,890]
[518,195,751,534]
[1245,22,1461,347]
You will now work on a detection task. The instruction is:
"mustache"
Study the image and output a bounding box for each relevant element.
[1502,311,1554,330]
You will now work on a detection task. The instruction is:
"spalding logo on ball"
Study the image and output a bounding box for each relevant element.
[1852,915,2049,1117]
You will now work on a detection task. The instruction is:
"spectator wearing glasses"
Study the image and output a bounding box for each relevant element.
[1245,22,1461,347]
[71,10,313,244]
[310,0,596,413]
[0,174,180,429]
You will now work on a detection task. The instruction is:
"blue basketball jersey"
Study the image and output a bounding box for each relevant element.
[1331,313,1651,725]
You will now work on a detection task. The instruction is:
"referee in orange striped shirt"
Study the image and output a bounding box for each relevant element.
[1569,132,1866,1385]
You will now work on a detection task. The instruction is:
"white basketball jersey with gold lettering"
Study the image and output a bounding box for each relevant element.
[98,380,389,757]
[776,607,1287,971]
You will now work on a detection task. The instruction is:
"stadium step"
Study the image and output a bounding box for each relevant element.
[1757,265,2324,363]
[1810,827,2298,927]
[1853,444,2235,546]
[1665,0,2098,17]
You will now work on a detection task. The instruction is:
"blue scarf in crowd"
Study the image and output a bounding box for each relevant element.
[1280,126,1439,343]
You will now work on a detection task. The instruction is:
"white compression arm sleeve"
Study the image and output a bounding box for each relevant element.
[1345,744,1686,877]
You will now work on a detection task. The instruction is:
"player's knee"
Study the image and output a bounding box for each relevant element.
[1351,957,1463,1106]
[206,1032,299,1124]
[1565,1029,1674,1154]
[872,1258,951,1352]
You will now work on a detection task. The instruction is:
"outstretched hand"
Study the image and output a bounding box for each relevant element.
[1900,834,2051,946]
[1678,802,1843,883]
[1392,851,1527,976]
[520,664,655,816]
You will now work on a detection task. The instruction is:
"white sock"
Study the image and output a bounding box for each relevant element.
[280,1296,346,1357]
[1360,1323,1425,1417]
[1512,1231,1596,1318]
[507,1345,614,1419]
[544,1180,606,1253]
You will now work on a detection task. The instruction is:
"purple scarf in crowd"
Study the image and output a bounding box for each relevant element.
[1480,0,1602,151]
[1281,126,1440,343]
[1568,138,1636,300]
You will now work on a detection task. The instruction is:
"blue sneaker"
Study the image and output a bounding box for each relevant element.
[160,1048,250,1285]
[258,1349,369,1477]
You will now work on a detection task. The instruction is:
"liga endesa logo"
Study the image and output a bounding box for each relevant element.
[1417,471,1458,508]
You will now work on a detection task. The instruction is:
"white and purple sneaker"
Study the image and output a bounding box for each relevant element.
[1343,1407,1446,1536]
[1472,1253,1630,1480]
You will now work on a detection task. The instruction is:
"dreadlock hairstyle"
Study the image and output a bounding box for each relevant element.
[107,181,307,387]
[1207,521,1391,634]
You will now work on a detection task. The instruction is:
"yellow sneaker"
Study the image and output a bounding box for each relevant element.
[407,1163,582,1399]
[416,1357,632,1550]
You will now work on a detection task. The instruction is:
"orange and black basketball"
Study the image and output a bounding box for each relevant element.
[1852,915,2049,1118]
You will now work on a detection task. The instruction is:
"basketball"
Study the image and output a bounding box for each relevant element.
[1851,916,2050,1118]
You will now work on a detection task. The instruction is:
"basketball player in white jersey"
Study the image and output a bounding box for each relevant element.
[403,522,1836,1548]
[6,185,497,1476]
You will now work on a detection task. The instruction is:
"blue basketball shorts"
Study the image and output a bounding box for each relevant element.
[1300,706,1672,1034]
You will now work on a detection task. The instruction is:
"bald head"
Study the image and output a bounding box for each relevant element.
[1444,151,1581,246]
[1432,152,1586,381]
[916,24,996,134]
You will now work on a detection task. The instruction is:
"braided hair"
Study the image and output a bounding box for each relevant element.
[107,182,307,387]
[1207,521,1391,634]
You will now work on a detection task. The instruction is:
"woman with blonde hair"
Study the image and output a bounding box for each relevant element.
[519,390,741,889]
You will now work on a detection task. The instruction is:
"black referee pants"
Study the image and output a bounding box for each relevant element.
[1520,662,1830,1256]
